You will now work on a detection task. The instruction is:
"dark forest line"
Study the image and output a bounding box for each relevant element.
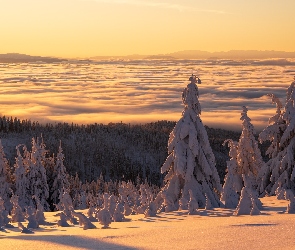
[0,115,269,186]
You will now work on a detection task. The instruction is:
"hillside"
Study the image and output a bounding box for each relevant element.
[0,118,268,186]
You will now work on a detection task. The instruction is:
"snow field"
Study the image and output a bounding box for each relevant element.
[0,197,294,250]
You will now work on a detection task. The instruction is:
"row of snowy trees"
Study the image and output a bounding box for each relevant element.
[156,75,295,213]
[221,77,295,209]
[0,138,69,212]
[0,134,161,213]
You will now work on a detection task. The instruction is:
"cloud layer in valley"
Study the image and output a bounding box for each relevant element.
[0,59,294,131]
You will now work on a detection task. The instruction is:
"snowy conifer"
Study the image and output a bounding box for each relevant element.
[14,145,29,209]
[97,194,112,228]
[10,194,25,223]
[258,78,295,195]
[26,137,49,210]
[113,202,125,222]
[56,212,70,227]
[144,201,157,217]
[237,106,263,190]
[58,190,78,225]
[158,75,222,210]
[221,140,241,208]
[234,175,260,216]
[258,94,285,194]
[0,197,10,227]
[0,140,12,212]
[51,141,70,207]
[26,206,39,229]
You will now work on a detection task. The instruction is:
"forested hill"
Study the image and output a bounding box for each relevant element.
[0,117,267,185]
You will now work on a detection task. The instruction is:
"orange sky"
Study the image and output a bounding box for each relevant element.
[0,0,294,58]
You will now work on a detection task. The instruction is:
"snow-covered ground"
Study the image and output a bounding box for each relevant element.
[1,196,294,250]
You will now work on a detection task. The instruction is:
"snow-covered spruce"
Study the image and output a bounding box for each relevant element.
[234,175,261,216]
[26,137,50,210]
[237,106,263,191]
[221,140,241,208]
[113,202,125,221]
[0,197,10,227]
[97,193,112,228]
[157,75,222,211]
[57,190,78,225]
[26,206,39,229]
[10,194,25,223]
[51,141,70,208]
[56,212,70,227]
[14,145,30,209]
[0,139,12,212]
[144,201,157,217]
[34,195,47,225]
[222,106,263,207]
[258,79,295,195]
[72,211,96,230]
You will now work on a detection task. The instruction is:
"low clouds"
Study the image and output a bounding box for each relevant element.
[0,59,294,131]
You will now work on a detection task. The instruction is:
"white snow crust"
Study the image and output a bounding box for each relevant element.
[0,196,294,250]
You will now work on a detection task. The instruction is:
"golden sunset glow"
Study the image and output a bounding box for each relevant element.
[0,0,294,58]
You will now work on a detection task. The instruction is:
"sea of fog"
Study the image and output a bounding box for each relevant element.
[0,59,295,132]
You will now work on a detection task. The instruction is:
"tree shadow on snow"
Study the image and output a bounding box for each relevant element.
[261,205,286,213]
[2,234,137,249]
[231,223,277,227]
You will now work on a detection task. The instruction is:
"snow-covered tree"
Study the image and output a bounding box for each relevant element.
[0,140,12,212]
[237,106,263,190]
[14,145,29,209]
[258,78,295,195]
[221,139,241,208]
[0,197,10,227]
[234,174,261,216]
[26,137,49,210]
[158,75,222,210]
[97,193,112,228]
[222,107,263,208]
[10,194,25,223]
[26,206,39,229]
[258,94,285,194]
[259,94,284,158]
[51,141,70,207]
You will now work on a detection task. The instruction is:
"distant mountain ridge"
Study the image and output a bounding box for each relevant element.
[0,53,65,63]
[2,50,295,62]
[91,50,295,60]
[166,50,295,59]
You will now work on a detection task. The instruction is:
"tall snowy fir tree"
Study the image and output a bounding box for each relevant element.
[14,145,30,209]
[258,94,285,194]
[259,78,295,195]
[236,106,263,189]
[158,75,222,210]
[221,106,263,209]
[0,140,12,211]
[26,138,50,210]
[51,142,70,208]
